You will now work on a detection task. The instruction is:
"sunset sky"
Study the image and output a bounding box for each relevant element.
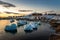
[0,0,60,14]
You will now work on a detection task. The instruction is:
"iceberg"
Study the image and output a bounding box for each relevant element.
[24,24,33,32]
[24,22,40,32]
[34,21,41,25]
[44,15,54,19]
[10,19,15,23]
[29,22,38,30]
[5,23,17,32]
[17,20,27,26]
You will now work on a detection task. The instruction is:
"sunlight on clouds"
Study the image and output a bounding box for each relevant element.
[0,5,8,12]
[0,0,50,13]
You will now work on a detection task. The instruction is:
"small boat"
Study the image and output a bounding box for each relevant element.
[17,20,27,26]
[5,23,17,32]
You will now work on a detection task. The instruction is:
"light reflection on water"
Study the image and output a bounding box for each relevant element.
[0,20,52,40]
[0,20,10,33]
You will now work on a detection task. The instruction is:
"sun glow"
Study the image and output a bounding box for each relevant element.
[0,5,20,13]
[0,5,34,18]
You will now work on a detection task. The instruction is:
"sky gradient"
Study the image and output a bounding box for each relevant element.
[1,0,60,14]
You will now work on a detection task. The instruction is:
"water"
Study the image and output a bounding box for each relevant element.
[0,20,52,40]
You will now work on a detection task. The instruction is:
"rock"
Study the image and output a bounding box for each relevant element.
[50,28,56,35]
[56,25,60,33]
[49,34,60,40]
[49,19,57,28]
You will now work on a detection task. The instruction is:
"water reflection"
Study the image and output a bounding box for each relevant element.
[0,20,10,33]
[24,30,33,33]
[0,20,52,40]
[24,28,38,33]
[5,29,17,34]
[0,20,47,34]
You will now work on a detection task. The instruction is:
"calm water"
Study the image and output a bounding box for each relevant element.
[0,20,52,40]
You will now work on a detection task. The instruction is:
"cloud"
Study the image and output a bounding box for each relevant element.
[5,11,19,14]
[0,1,16,7]
[18,10,33,12]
